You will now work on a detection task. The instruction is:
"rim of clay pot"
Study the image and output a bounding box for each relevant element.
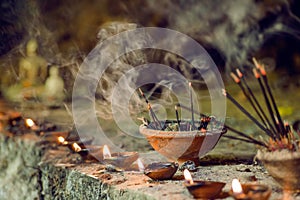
[140,125,225,139]
[256,149,300,161]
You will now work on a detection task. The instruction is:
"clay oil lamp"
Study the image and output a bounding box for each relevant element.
[41,131,69,143]
[7,116,35,135]
[71,142,90,157]
[144,162,178,180]
[103,145,139,168]
[24,118,39,131]
[62,139,103,161]
[57,135,94,149]
[25,118,59,138]
[230,179,271,200]
[184,169,226,199]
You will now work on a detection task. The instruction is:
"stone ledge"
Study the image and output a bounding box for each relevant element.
[0,133,189,200]
[1,132,297,200]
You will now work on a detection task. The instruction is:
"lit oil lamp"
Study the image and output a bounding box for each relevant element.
[25,118,39,131]
[67,141,104,161]
[25,118,58,136]
[144,162,178,180]
[184,169,226,199]
[71,142,90,157]
[230,179,271,200]
[103,145,139,169]
[57,136,68,145]
[41,131,69,142]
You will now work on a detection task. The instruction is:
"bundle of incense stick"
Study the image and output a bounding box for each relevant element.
[176,103,266,147]
[139,88,162,130]
[224,58,297,150]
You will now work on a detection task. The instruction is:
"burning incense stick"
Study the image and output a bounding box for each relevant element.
[252,68,280,138]
[237,69,277,135]
[223,135,267,147]
[176,103,206,118]
[139,88,162,130]
[175,105,181,131]
[231,71,268,128]
[222,89,276,140]
[224,125,268,147]
[189,82,195,130]
[253,58,285,136]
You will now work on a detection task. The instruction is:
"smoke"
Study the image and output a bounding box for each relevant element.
[72,22,227,136]
[141,0,300,70]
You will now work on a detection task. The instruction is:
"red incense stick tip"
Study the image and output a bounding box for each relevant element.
[236,68,243,78]
[230,72,240,83]
[253,68,260,79]
[259,65,267,76]
[221,89,227,96]
[284,121,289,126]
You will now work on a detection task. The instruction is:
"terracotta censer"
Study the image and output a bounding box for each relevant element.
[140,119,226,166]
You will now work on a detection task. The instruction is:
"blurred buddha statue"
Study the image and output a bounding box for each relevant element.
[19,39,47,87]
[42,65,65,106]
[4,39,47,102]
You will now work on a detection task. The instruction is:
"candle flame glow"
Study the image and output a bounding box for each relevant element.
[103,145,111,159]
[232,179,243,194]
[137,158,145,172]
[184,169,194,184]
[57,136,65,144]
[25,118,35,127]
[72,143,81,152]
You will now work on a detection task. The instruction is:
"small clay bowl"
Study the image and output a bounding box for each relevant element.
[185,180,226,199]
[229,183,271,200]
[144,162,178,180]
[104,152,139,168]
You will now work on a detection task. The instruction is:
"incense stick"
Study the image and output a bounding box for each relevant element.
[252,68,280,138]
[223,135,267,147]
[237,69,277,135]
[224,125,267,147]
[139,88,162,130]
[254,60,285,136]
[189,82,195,130]
[230,71,268,128]
[176,103,206,118]
[222,89,276,139]
[175,105,181,131]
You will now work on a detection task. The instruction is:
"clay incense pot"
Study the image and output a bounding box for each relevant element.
[140,120,226,165]
[256,149,300,193]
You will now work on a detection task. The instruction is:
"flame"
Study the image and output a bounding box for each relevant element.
[72,143,81,152]
[137,158,145,172]
[103,145,111,159]
[232,179,243,194]
[57,136,66,144]
[184,169,194,184]
[25,118,35,127]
